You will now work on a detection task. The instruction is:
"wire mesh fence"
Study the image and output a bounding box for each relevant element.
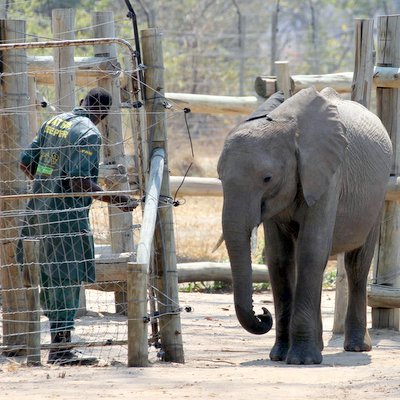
[0,25,149,366]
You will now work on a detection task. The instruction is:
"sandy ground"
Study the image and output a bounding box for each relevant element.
[2,290,400,399]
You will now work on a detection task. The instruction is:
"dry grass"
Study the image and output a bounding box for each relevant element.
[173,195,228,262]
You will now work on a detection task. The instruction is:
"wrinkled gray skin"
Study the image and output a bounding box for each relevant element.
[217,87,393,365]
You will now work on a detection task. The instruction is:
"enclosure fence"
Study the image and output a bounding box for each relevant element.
[0,10,184,367]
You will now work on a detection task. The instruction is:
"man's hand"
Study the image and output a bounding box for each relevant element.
[70,177,139,212]
[115,196,140,212]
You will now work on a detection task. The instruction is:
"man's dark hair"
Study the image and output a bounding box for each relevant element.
[83,88,112,115]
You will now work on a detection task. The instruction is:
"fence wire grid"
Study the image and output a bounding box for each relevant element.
[0,30,184,366]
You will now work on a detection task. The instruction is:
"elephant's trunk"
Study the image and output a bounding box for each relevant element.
[223,217,273,335]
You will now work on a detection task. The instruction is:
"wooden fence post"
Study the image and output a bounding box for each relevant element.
[351,18,375,108]
[275,60,292,99]
[127,262,148,367]
[92,11,135,314]
[23,240,41,366]
[141,28,184,363]
[333,18,375,334]
[52,8,76,111]
[127,148,165,367]
[373,15,400,330]
[0,19,30,355]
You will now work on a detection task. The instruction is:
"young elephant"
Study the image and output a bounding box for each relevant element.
[217,87,392,364]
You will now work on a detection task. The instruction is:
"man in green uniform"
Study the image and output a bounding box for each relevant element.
[18,88,138,365]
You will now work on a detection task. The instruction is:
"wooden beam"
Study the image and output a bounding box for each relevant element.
[368,285,400,308]
[94,258,269,284]
[165,92,258,115]
[170,176,400,201]
[255,72,354,98]
[255,67,400,99]
[27,55,120,86]
[170,176,222,197]
[177,262,268,283]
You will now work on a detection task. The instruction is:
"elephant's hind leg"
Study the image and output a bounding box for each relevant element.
[343,223,379,352]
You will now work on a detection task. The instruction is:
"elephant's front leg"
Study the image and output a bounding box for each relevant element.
[264,222,295,362]
[287,260,325,365]
[287,198,338,364]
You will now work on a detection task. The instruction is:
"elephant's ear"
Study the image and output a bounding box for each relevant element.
[294,88,348,207]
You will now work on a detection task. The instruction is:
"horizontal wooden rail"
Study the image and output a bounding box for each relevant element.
[27,55,121,86]
[177,262,268,283]
[255,66,400,98]
[94,256,268,284]
[170,176,222,196]
[368,284,400,308]
[165,92,258,115]
[5,175,399,202]
[170,176,400,201]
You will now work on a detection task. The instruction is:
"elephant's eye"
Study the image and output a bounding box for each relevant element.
[263,175,272,183]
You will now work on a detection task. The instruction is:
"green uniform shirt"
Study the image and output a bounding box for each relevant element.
[19,107,101,284]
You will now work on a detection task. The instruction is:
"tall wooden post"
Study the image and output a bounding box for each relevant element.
[0,19,30,354]
[351,19,375,108]
[373,15,400,330]
[141,28,184,363]
[333,18,375,334]
[52,8,76,111]
[92,11,135,314]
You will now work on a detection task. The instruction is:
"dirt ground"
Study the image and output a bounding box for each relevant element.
[2,290,400,399]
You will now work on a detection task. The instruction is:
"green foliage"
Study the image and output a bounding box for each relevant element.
[323,268,337,289]
[31,0,81,17]
[5,0,400,112]
[179,281,232,293]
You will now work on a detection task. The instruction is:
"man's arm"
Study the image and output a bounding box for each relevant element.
[20,162,35,180]
[70,177,139,212]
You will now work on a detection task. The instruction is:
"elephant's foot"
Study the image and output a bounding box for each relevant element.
[344,330,372,352]
[269,340,289,361]
[286,342,323,365]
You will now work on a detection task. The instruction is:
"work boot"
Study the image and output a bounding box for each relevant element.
[47,331,98,366]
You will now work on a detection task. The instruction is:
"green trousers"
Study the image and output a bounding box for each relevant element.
[40,272,81,332]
